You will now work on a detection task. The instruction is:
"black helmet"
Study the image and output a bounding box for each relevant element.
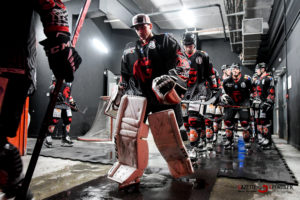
[231,63,241,70]
[256,62,266,69]
[221,64,230,71]
[182,32,196,45]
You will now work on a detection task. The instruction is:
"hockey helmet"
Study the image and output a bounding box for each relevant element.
[231,63,241,70]
[256,62,266,69]
[182,32,196,45]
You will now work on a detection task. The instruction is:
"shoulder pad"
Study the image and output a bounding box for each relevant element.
[244,74,251,80]
[123,42,135,56]
[200,50,209,57]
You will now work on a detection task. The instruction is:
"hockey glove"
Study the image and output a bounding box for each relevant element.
[70,101,79,112]
[40,32,82,82]
[220,94,233,105]
[260,100,273,112]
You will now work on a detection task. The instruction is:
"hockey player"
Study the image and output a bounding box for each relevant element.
[45,76,77,148]
[221,64,231,81]
[181,33,218,152]
[0,0,81,199]
[221,63,254,149]
[254,62,275,149]
[107,14,193,188]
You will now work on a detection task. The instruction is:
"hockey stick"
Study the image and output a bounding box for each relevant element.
[16,0,91,198]
[181,89,222,105]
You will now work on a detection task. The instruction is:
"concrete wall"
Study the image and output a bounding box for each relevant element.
[268,0,300,149]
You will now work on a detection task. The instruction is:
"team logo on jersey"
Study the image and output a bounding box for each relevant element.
[241,82,246,88]
[149,41,156,49]
[225,83,233,87]
[196,56,202,64]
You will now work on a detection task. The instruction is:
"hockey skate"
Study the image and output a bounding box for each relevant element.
[197,139,207,152]
[188,147,198,161]
[244,141,251,149]
[212,133,217,144]
[224,140,233,150]
[44,136,53,148]
[257,133,265,145]
[261,138,271,150]
[61,135,73,147]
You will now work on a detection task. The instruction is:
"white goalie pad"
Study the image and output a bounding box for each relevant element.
[148,109,194,178]
[107,95,149,188]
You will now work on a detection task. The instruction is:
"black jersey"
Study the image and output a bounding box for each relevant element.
[0,0,70,93]
[255,73,275,103]
[50,79,73,109]
[223,74,253,106]
[184,50,218,100]
[120,33,190,106]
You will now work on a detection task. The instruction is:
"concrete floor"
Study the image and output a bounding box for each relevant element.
[1,134,300,200]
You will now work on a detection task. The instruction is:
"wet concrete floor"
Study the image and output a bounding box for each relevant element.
[28,133,299,200]
[4,133,297,200]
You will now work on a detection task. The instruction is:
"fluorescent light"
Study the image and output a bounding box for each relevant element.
[92,38,109,54]
[181,7,195,27]
[104,19,121,23]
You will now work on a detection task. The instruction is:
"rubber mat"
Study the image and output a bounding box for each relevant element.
[26,138,116,164]
[190,140,298,185]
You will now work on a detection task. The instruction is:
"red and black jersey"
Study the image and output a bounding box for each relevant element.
[183,51,218,100]
[0,0,70,93]
[120,33,190,105]
[255,73,275,103]
[223,74,254,106]
[50,79,73,109]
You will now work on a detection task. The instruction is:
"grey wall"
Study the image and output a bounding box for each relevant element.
[267,0,300,149]
[201,39,253,76]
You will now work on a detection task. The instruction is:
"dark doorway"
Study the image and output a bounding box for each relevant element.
[275,71,288,140]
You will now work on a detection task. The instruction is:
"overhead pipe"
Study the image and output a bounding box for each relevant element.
[145,4,228,41]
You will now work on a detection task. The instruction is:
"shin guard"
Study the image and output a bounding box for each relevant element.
[107,95,149,188]
[148,109,194,178]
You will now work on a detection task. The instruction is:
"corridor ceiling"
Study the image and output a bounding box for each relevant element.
[69,0,275,66]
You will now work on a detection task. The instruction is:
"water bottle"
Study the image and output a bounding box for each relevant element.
[238,136,246,168]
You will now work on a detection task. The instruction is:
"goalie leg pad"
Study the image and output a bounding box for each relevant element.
[148,109,194,178]
[107,95,149,188]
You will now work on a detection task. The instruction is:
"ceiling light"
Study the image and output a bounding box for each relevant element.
[92,38,109,54]
[104,19,121,23]
[181,7,195,28]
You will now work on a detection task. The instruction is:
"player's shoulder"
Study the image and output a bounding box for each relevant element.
[244,74,252,81]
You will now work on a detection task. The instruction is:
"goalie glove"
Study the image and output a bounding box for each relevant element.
[260,99,273,112]
[152,75,182,105]
[220,94,233,105]
[69,101,79,112]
